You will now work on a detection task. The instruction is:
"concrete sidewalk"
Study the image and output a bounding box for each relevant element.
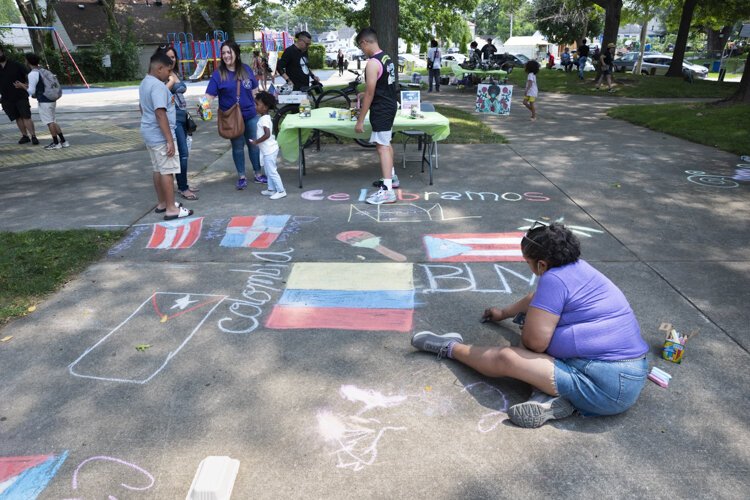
[0,85,748,499]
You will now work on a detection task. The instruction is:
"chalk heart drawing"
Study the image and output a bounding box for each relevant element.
[68,292,227,384]
[220,215,291,248]
[0,452,68,499]
[336,231,407,262]
[265,263,415,332]
[147,217,204,249]
[64,456,154,500]
[517,217,604,239]
[348,203,482,223]
[317,385,408,472]
[423,233,525,262]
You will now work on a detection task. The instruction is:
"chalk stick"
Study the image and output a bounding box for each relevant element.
[648,373,669,388]
[651,367,672,380]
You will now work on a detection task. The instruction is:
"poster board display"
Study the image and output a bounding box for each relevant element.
[475,84,512,115]
[400,90,421,116]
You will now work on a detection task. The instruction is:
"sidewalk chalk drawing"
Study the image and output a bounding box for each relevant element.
[0,451,68,499]
[336,231,406,262]
[68,292,227,384]
[68,456,154,498]
[317,385,408,471]
[265,263,414,332]
[462,382,509,433]
[419,263,536,294]
[348,203,482,223]
[517,218,604,238]
[685,170,739,188]
[423,233,525,262]
[220,215,291,248]
[146,217,204,249]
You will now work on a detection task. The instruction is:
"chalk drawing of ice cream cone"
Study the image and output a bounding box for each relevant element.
[336,231,407,262]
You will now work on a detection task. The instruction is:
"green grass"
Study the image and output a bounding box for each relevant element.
[607,102,750,155]
[0,230,124,324]
[437,65,738,99]
[431,104,507,144]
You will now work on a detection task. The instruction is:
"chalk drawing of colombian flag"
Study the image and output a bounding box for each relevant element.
[0,452,68,499]
[265,263,414,332]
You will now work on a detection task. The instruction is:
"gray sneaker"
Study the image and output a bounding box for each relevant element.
[507,390,575,428]
[411,331,463,359]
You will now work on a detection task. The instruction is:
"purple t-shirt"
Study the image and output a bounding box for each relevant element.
[205,64,258,120]
[530,259,648,361]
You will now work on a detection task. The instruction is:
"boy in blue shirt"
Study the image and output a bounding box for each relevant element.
[139,52,194,220]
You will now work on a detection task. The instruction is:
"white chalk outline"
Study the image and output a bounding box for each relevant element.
[68,292,228,384]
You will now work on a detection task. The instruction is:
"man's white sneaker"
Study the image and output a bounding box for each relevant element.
[44,142,62,150]
[60,141,70,148]
[365,187,397,205]
[261,190,276,196]
[269,191,287,200]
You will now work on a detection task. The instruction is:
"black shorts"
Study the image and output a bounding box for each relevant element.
[2,98,32,122]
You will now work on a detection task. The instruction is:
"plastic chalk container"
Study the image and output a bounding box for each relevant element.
[662,340,685,363]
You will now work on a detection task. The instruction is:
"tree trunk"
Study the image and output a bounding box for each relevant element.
[592,0,622,49]
[218,0,234,39]
[666,0,697,77]
[370,0,398,76]
[723,51,750,103]
[634,9,649,75]
[14,0,47,53]
[706,25,732,55]
[182,13,193,36]
[100,0,120,33]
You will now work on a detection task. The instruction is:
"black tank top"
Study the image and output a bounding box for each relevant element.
[368,51,397,131]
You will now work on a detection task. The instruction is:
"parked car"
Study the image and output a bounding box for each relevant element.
[447,47,460,54]
[442,53,466,65]
[553,59,595,72]
[398,53,427,69]
[514,54,530,64]
[634,54,708,79]
[325,53,338,68]
[489,53,527,70]
[612,51,660,72]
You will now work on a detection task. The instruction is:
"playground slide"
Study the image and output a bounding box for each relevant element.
[188,59,209,81]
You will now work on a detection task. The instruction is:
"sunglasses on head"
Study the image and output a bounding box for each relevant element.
[522,220,549,248]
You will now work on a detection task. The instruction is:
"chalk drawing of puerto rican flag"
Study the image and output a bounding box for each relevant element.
[146,217,204,249]
[266,263,414,332]
[0,452,68,499]
[423,232,525,262]
[220,215,290,248]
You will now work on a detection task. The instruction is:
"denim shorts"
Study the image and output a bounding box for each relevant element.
[554,356,648,417]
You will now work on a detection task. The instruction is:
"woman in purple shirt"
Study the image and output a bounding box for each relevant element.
[203,41,266,190]
[411,222,649,428]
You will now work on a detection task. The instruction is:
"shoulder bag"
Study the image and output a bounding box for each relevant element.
[217,79,245,139]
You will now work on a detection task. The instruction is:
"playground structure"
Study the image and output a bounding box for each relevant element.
[0,25,89,87]
[167,30,295,81]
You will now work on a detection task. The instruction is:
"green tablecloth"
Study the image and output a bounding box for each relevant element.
[278,107,451,162]
[448,61,509,77]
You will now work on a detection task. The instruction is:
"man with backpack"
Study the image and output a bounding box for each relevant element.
[14,53,67,150]
[0,46,38,145]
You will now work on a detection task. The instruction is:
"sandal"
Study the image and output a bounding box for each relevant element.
[179,190,199,200]
[154,202,182,214]
[188,185,200,192]
[164,206,194,220]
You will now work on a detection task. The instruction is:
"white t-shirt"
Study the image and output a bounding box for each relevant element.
[526,73,538,97]
[256,114,278,155]
[427,47,441,67]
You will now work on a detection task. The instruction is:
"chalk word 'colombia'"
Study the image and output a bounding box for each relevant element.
[218,264,288,334]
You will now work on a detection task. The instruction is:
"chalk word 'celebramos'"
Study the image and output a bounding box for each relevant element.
[301,189,551,202]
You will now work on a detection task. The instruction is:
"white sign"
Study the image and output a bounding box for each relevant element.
[400,90,420,116]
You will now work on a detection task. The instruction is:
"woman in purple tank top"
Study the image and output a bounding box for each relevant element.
[411,222,649,428]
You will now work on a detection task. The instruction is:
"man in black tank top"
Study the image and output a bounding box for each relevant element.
[354,27,398,205]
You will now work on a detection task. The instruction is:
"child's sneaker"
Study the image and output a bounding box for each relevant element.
[372,173,400,189]
[365,187,397,205]
[507,390,575,428]
[61,141,70,148]
[44,142,62,150]
[269,191,287,200]
[411,331,463,359]
[236,177,248,190]
[261,190,276,196]
[31,136,39,145]
[253,174,268,184]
